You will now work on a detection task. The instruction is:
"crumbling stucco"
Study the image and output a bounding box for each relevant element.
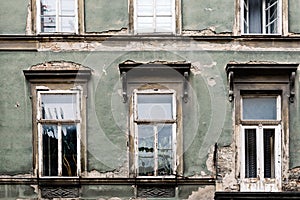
[187,185,215,200]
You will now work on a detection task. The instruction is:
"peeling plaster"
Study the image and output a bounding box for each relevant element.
[187,185,215,200]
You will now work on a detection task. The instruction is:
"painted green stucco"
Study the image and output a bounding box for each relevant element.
[1,50,300,176]
[85,0,128,33]
[182,0,235,33]
[0,0,28,34]
[289,0,300,33]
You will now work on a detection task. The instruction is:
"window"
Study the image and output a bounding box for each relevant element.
[241,0,281,34]
[133,90,176,177]
[226,63,298,192]
[23,61,91,180]
[134,0,176,34]
[36,0,78,33]
[240,95,282,191]
[37,90,81,177]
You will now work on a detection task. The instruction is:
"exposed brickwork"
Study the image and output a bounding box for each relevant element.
[283,167,300,191]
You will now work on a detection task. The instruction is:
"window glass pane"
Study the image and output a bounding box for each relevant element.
[42,124,58,176]
[242,97,277,120]
[156,0,172,16]
[41,0,56,15]
[245,129,257,178]
[60,0,75,15]
[137,16,154,33]
[60,16,75,32]
[248,0,262,33]
[157,125,173,175]
[138,125,155,176]
[137,94,173,120]
[62,125,77,176]
[156,17,172,32]
[41,94,77,120]
[264,129,275,178]
[41,16,56,32]
[265,0,278,33]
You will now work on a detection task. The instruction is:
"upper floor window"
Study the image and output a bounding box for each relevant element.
[23,61,91,179]
[38,90,81,177]
[37,0,78,33]
[134,90,177,177]
[226,63,298,192]
[240,95,282,191]
[241,0,282,34]
[133,0,177,34]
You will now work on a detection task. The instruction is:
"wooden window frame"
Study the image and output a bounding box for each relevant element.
[129,0,181,34]
[226,63,298,192]
[240,0,283,35]
[37,89,82,177]
[32,0,84,34]
[133,89,177,178]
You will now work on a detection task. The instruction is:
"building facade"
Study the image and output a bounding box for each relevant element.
[1,0,300,199]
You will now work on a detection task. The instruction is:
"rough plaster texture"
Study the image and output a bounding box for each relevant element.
[0,0,28,34]
[182,0,235,33]
[289,0,300,34]
[85,0,128,33]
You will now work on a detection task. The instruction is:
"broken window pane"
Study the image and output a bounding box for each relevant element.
[137,94,173,120]
[62,125,77,176]
[42,125,58,176]
[41,94,77,120]
[138,125,155,176]
[242,97,277,120]
[245,129,257,178]
[157,125,173,175]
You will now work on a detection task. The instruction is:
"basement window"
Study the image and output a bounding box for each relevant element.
[37,91,81,177]
[36,0,78,33]
[241,0,282,34]
[133,0,177,34]
[134,90,176,177]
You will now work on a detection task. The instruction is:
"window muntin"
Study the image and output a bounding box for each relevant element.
[135,0,175,34]
[37,0,78,33]
[134,90,176,177]
[38,90,80,177]
[241,0,281,35]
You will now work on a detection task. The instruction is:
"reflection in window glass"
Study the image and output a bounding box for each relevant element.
[158,125,173,175]
[42,125,58,176]
[41,94,77,120]
[242,97,277,120]
[138,125,155,176]
[62,125,77,176]
[137,94,173,120]
[40,0,76,33]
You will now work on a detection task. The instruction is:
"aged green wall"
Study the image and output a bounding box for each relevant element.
[0,0,28,34]
[289,0,300,33]
[182,0,235,33]
[85,0,128,33]
[1,50,300,175]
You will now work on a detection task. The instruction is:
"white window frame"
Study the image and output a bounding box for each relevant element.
[240,95,282,192]
[36,0,78,34]
[37,89,81,177]
[133,89,177,178]
[241,0,282,35]
[134,0,176,34]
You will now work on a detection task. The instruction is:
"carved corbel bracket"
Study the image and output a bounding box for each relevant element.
[228,71,234,102]
[121,71,127,103]
[183,71,189,103]
[289,71,296,103]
